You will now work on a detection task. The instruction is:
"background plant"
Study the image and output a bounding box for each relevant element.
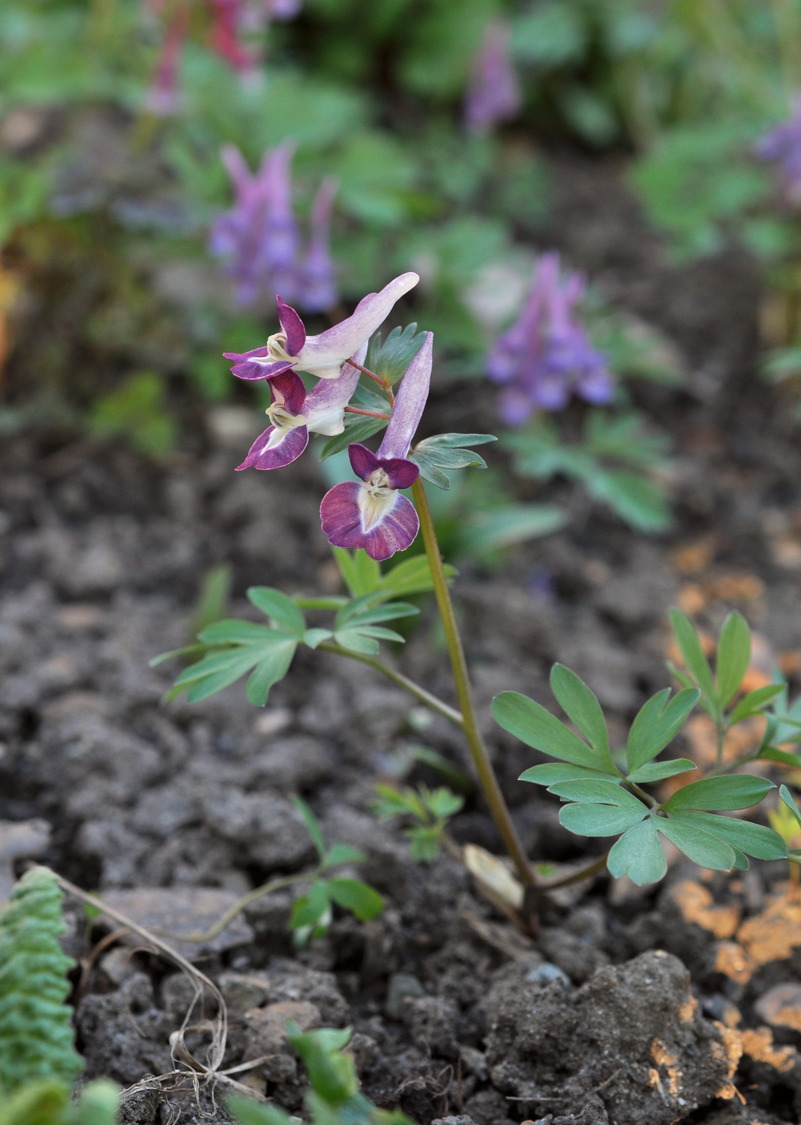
[0,865,119,1125]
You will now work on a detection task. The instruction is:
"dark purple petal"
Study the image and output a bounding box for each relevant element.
[236,425,309,470]
[229,357,295,381]
[270,369,306,413]
[319,483,419,561]
[276,297,306,356]
[380,458,419,489]
[348,443,381,481]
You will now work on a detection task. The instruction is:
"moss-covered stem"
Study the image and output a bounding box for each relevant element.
[411,478,535,888]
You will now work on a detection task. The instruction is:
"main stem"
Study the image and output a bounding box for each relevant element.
[411,478,535,888]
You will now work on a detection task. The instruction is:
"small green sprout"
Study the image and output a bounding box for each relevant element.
[373,784,464,861]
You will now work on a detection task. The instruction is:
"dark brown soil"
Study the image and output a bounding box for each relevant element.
[3,155,801,1125]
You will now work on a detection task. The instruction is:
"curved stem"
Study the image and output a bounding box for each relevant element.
[318,642,463,726]
[411,478,535,888]
[541,853,608,891]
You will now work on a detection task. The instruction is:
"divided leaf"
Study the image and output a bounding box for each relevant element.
[655,818,736,871]
[550,664,612,766]
[663,775,774,812]
[410,432,497,490]
[492,691,600,769]
[607,818,667,885]
[625,687,699,773]
[668,609,715,702]
[665,810,786,861]
[715,611,751,709]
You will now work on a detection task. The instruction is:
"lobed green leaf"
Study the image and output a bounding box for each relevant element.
[247,587,305,636]
[666,810,786,861]
[668,610,715,703]
[626,758,697,784]
[559,801,647,837]
[663,775,774,812]
[655,818,735,870]
[715,611,751,709]
[549,664,612,766]
[519,763,617,787]
[492,691,598,768]
[607,818,667,885]
[625,687,699,773]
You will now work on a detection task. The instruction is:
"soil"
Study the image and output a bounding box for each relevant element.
[4,153,801,1125]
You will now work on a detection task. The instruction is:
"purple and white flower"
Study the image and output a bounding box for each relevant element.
[487,252,613,424]
[225,271,419,382]
[235,344,365,471]
[319,332,433,561]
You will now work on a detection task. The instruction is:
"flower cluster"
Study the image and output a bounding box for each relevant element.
[209,144,338,312]
[464,20,521,135]
[754,99,801,207]
[145,0,301,114]
[228,273,429,560]
[487,252,613,425]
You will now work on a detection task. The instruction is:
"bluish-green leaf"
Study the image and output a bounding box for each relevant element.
[303,628,332,649]
[626,688,700,772]
[780,785,801,831]
[626,758,697,784]
[247,587,305,636]
[663,775,774,812]
[519,763,617,786]
[549,664,611,765]
[332,548,382,597]
[198,619,277,646]
[245,639,297,706]
[319,415,387,460]
[560,801,647,837]
[548,779,640,807]
[668,610,715,702]
[715,611,751,709]
[174,649,261,694]
[607,818,667,885]
[730,683,785,723]
[378,554,458,598]
[666,810,786,860]
[655,818,735,870]
[492,692,597,767]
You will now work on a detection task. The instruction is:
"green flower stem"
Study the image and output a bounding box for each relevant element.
[317,643,463,726]
[411,478,535,889]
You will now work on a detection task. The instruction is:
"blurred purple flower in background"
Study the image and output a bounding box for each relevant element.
[464,20,521,135]
[754,99,801,206]
[209,145,340,312]
[487,252,613,424]
[209,142,301,306]
[296,177,339,313]
[320,332,433,560]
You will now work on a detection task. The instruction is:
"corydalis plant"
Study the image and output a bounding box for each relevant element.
[488,252,613,424]
[210,143,338,311]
